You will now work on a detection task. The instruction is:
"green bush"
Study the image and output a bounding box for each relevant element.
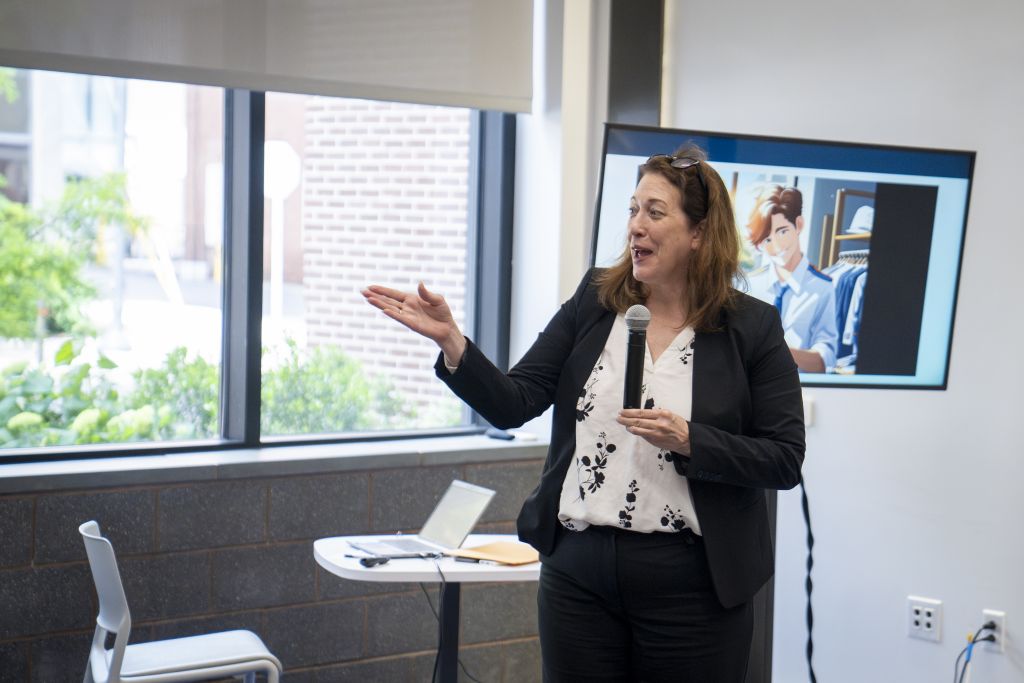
[0,339,421,449]
[0,340,121,447]
[261,339,414,435]
[125,346,220,440]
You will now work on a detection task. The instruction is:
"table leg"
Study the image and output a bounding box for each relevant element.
[437,581,461,683]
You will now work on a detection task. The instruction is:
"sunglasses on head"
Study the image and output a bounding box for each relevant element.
[646,154,708,203]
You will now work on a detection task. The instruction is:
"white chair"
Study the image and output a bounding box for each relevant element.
[79,520,282,683]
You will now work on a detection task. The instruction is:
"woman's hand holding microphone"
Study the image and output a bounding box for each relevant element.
[616,408,692,456]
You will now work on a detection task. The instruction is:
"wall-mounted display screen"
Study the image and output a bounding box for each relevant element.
[593,124,974,389]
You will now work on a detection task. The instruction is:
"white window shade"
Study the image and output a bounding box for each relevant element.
[0,0,533,112]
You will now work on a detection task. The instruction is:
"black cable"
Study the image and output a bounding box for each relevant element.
[457,648,484,683]
[419,581,442,683]
[423,560,484,683]
[957,645,970,683]
[953,624,996,683]
[800,475,817,683]
[953,643,969,683]
[419,581,441,621]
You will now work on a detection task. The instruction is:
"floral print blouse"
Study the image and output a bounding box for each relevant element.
[558,314,701,535]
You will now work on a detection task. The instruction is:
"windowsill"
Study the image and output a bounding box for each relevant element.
[0,433,550,494]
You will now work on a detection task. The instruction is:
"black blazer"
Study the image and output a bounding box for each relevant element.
[437,269,805,608]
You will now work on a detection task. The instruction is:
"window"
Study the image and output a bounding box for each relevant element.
[260,92,471,437]
[0,66,513,460]
[0,67,224,452]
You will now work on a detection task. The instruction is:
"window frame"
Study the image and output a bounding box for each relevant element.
[0,81,516,464]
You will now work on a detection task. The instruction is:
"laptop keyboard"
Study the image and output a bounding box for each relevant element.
[385,538,437,552]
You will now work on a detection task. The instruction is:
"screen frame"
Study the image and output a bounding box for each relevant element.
[591,123,976,391]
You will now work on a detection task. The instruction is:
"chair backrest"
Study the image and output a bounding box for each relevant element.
[80,520,132,683]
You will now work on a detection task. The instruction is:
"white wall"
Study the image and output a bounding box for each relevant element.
[511,0,565,375]
[664,0,1024,680]
[512,0,609,394]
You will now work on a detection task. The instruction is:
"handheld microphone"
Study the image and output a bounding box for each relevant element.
[623,304,651,409]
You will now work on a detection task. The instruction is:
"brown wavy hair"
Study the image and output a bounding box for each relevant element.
[595,142,740,332]
[747,185,803,246]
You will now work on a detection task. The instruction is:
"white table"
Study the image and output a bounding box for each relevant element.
[313,534,541,683]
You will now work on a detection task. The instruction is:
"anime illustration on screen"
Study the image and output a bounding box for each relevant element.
[592,125,973,389]
[737,178,872,376]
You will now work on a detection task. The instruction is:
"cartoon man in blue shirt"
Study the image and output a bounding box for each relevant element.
[745,186,837,373]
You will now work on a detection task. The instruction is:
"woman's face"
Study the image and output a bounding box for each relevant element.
[760,213,804,269]
[628,172,701,289]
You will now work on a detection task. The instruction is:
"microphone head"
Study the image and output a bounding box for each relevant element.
[625,304,651,331]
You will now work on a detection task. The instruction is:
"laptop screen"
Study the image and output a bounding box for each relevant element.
[419,480,496,548]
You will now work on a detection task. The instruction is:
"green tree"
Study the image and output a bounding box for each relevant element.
[0,67,17,104]
[0,202,94,337]
[0,173,148,339]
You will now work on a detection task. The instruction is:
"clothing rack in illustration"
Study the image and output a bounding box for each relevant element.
[823,248,869,361]
[818,188,875,268]
[834,248,868,266]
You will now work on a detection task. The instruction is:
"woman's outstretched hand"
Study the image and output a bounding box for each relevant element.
[361,282,467,365]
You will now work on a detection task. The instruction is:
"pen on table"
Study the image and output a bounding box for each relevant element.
[453,557,500,566]
[344,553,441,560]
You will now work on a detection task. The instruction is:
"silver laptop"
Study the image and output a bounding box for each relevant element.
[349,480,496,556]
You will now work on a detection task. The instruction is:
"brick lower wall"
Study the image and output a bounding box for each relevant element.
[0,459,544,682]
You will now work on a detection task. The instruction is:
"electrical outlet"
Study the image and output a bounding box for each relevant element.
[981,609,1006,653]
[907,596,942,642]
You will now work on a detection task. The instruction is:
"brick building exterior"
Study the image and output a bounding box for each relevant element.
[300,99,471,427]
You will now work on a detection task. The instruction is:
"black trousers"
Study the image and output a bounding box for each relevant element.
[537,525,752,683]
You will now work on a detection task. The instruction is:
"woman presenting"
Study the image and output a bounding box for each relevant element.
[363,144,805,682]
